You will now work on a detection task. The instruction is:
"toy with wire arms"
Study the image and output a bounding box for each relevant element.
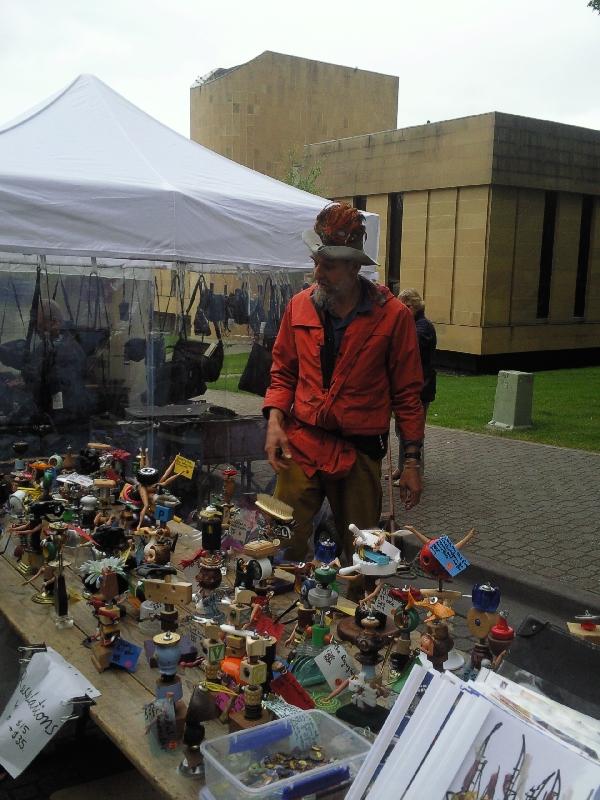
[80,556,129,672]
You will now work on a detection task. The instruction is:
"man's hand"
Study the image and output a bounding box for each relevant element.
[265,409,293,472]
[398,466,423,510]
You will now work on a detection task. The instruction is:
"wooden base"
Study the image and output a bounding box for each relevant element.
[16,552,44,575]
[228,708,273,732]
[31,590,54,605]
[90,642,114,672]
[567,622,600,644]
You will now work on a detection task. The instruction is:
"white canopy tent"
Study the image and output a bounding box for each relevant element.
[0,74,379,272]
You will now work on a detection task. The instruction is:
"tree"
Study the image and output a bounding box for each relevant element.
[589,0,600,11]
[284,152,322,194]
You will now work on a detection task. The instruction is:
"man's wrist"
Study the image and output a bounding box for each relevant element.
[267,407,286,425]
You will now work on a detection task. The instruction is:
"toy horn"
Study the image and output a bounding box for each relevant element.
[455,528,477,550]
[402,525,432,545]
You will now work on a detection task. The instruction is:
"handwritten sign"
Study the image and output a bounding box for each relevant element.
[314,642,355,691]
[429,535,470,577]
[228,509,256,545]
[174,454,195,480]
[373,584,403,616]
[110,638,142,672]
[263,696,305,719]
[0,648,99,778]
[289,712,320,750]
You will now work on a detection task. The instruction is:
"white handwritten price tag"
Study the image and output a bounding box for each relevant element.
[373,584,402,616]
[0,648,99,778]
[289,712,320,750]
[314,642,355,691]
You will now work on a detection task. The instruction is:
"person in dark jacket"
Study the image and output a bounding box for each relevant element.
[393,288,436,481]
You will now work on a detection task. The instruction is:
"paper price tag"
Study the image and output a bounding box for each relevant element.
[110,638,142,672]
[314,642,355,691]
[429,535,470,577]
[289,713,320,750]
[173,454,195,480]
[0,649,99,778]
[263,697,303,718]
[373,584,402,616]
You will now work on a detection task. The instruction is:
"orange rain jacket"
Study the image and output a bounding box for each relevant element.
[263,281,425,478]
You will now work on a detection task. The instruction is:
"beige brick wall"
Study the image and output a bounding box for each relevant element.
[365,194,389,278]
[190,51,398,181]
[305,114,494,198]
[483,323,600,353]
[400,191,428,296]
[509,189,545,325]
[423,188,457,325]
[483,186,517,326]
[451,186,489,328]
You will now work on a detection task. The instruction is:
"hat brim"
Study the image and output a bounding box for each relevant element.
[302,229,378,267]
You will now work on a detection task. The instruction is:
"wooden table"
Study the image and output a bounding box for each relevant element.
[0,520,298,800]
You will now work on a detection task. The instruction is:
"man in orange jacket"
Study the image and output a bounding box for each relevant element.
[263,203,425,562]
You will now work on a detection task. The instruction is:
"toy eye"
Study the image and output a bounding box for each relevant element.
[429,596,438,605]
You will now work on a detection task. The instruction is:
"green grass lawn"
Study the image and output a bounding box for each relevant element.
[210,350,252,393]
[430,367,600,452]
[212,350,600,452]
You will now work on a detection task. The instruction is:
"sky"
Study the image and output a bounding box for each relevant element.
[1,0,599,137]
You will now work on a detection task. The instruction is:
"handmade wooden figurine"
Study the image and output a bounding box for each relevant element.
[179,686,214,778]
[119,455,181,530]
[139,564,192,632]
[10,508,45,575]
[566,610,600,645]
[329,608,393,732]
[406,524,477,671]
[80,556,128,672]
[487,611,515,664]
[467,582,501,670]
[337,525,405,603]
[288,566,339,687]
[24,521,70,606]
[153,630,187,744]
[11,498,65,575]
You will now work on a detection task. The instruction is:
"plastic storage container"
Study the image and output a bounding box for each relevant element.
[200,710,370,800]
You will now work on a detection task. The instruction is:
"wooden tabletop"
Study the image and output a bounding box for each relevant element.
[0,519,294,800]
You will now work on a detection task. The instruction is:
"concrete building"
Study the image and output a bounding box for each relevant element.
[306,112,600,369]
[190,53,600,369]
[190,51,398,181]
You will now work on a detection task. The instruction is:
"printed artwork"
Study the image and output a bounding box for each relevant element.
[446,707,600,800]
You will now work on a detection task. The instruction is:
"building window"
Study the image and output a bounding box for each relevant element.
[387,193,403,292]
[536,191,558,319]
[574,196,594,318]
[353,196,366,211]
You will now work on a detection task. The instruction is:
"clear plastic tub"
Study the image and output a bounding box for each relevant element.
[200,710,370,800]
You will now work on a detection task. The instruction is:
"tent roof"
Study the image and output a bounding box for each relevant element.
[0,74,378,270]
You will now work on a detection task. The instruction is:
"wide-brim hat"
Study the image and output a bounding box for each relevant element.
[302,229,378,266]
[302,202,378,266]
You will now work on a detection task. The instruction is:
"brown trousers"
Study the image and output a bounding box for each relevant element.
[274,451,383,563]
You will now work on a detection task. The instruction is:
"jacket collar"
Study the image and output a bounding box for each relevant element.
[291,277,390,327]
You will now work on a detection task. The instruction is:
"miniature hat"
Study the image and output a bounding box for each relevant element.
[302,202,378,267]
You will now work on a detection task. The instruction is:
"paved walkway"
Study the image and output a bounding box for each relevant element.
[204,391,600,599]
[391,427,600,598]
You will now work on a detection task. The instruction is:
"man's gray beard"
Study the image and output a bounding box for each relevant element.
[313,285,336,311]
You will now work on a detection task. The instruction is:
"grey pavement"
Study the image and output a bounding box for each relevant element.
[205,389,600,603]
[390,426,600,601]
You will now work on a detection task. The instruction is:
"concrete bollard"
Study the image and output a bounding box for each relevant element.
[488,370,533,430]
